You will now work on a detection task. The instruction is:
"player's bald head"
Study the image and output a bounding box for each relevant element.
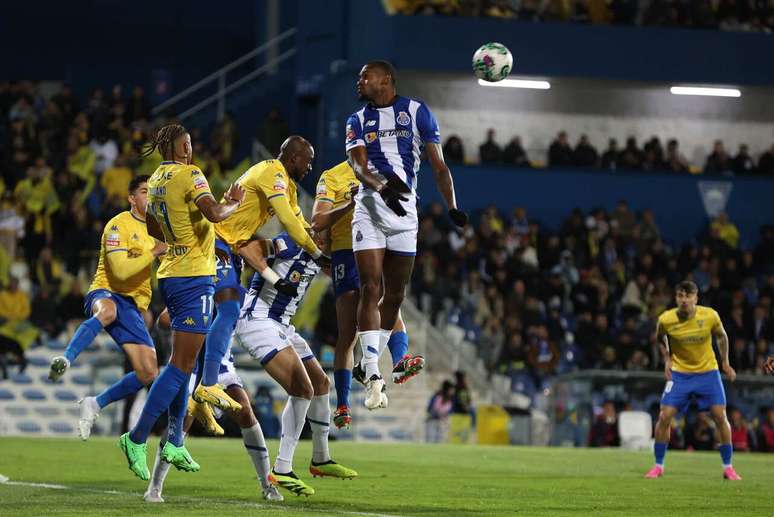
[365,60,396,86]
[279,135,312,159]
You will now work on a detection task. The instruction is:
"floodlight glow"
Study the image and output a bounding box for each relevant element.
[669,86,741,97]
[478,78,551,90]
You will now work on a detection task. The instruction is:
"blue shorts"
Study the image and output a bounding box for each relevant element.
[661,370,727,413]
[84,289,153,348]
[332,249,360,298]
[159,276,215,334]
[214,238,245,299]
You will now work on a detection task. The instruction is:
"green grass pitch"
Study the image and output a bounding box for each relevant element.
[1,436,772,516]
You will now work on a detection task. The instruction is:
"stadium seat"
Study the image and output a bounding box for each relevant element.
[71,374,91,385]
[0,388,16,400]
[22,389,46,401]
[11,373,33,384]
[28,356,50,367]
[46,339,66,350]
[54,389,79,401]
[49,421,75,434]
[618,411,653,450]
[5,405,28,416]
[17,421,42,433]
[358,428,383,441]
[34,406,60,416]
[387,429,413,441]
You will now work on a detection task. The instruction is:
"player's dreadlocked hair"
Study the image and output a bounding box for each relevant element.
[142,124,188,159]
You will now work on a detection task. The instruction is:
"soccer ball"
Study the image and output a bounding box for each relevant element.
[472,42,513,82]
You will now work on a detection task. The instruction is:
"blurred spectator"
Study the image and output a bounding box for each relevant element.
[688,412,716,450]
[610,200,636,241]
[548,131,573,167]
[479,128,502,164]
[711,212,740,249]
[704,140,732,175]
[758,408,774,452]
[89,131,119,175]
[665,139,689,173]
[101,155,133,208]
[643,137,665,169]
[258,108,289,157]
[443,135,465,163]
[732,144,756,175]
[527,325,560,385]
[573,134,598,167]
[502,136,530,167]
[589,401,620,447]
[759,143,774,175]
[729,407,756,452]
[600,139,620,171]
[126,86,150,123]
[426,380,455,443]
[619,137,643,170]
[452,370,472,414]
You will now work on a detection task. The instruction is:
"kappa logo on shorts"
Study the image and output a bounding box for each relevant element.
[396,111,411,126]
[356,230,363,242]
[183,317,195,326]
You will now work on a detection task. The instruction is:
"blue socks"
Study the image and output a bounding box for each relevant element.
[129,364,188,444]
[334,369,352,407]
[387,331,409,367]
[654,442,667,466]
[63,317,103,363]
[202,300,241,386]
[167,376,191,447]
[719,443,733,466]
[95,372,145,409]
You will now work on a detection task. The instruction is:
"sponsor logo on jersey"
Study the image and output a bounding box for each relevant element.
[316,182,327,196]
[377,129,410,139]
[193,175,208,190]
[289,270,301,283]
[365,119,377,127]
[396,111,411,126]
[697,320,703,328]
[110,225,119,231]
[346,124,356,141]
[356,230,363,242]
[273,179,287,192]
[191,170,202,176]
[106,233,120,247]
[131,233,139,240]
[365,132,377,144]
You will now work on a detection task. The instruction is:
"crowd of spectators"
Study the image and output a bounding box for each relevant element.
[411,199,774,390]
[0,80,250,376]
[442,130,774,175]
[388,0,774,33]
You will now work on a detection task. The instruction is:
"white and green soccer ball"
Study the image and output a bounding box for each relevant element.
[472,42,513,82]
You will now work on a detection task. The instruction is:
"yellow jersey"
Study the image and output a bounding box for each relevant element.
[315,161,359,252]
[659,305,721,373]
[215,159,316,252]
[89,211,156,310]
[148,161,216,278]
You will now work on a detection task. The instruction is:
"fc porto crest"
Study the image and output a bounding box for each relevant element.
[396,111,411,126]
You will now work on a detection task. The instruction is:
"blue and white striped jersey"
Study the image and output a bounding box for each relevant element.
[345,95,441,192]
[241,232,320,326]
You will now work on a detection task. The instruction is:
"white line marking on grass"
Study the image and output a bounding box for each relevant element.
[0,474,399,517]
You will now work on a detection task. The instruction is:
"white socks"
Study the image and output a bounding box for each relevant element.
[359,330,381,379]
[148,430,181,495]
[377,329,391,357]
[307,394,331,464]
[274,396,311,474]
[241,423,272,489]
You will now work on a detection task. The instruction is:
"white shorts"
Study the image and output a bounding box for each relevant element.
[352,187,418,255]
[189,346,244,394]
[233,316,314,365]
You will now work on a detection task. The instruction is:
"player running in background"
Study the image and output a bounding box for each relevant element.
[645,280,742,480]
[194,136,330,413]
[312,160,422,429]
[48,175,167,440]
[234,232,357,497]
[144,309,282,503]
[345,60,467,410]
[119,124,244,480]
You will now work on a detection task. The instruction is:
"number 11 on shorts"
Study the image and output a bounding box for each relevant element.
[201,294,213,316]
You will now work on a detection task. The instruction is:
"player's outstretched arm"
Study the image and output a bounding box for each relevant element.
[196,183,245,223]
[713,319,736,382]
[425,143,467,227]
[348,146,408,217]
[268,194,325,262]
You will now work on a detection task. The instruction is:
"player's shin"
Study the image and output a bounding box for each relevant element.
[274,396,311,474]
[333,369,352,407]
[96,371,145,409]
[167,378,191,446]
[241,423,272,489]
[308,394,331,464]
[62,317,103,363]
[129,364,188,444]
[147,430,175,500]
[387,331,409,367]
[201,300,241,386]
[358,330,381,379]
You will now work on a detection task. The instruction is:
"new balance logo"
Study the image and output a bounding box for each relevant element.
[183,317,195,326]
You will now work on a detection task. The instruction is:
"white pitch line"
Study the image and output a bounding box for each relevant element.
[0,474,400,517]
